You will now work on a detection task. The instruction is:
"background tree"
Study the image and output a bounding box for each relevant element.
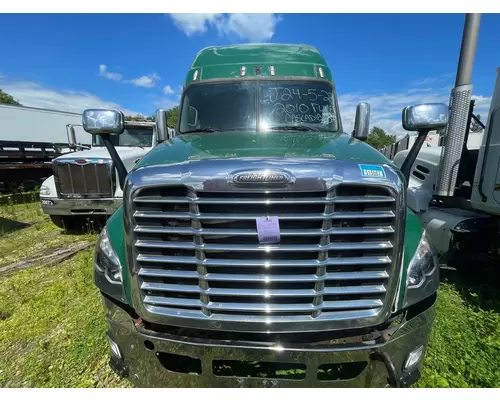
[365,126,397,150]
[166,105,180,128]
[0,88,22,105]
[125,106,179,128]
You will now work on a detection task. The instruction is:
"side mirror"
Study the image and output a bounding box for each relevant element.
[155,109,169,142]
[400,103,449,187]
[352,102,370,141]
[402,103,449,132]
[66,124,77,149]
[82,109,124,135]
[82,108,127,190]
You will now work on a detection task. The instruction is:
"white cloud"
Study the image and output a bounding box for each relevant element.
[163,85,174,95]
[169,13,281,42]
[410,73,454,87]
[129,73,160,88]
[98,64,122,81]
[338,85,492,139]
[169,13,222,37]
[0,79,140,116]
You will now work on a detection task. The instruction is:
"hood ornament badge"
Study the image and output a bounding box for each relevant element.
[229,169,295,187]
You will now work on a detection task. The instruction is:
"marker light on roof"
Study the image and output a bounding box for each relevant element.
[193,70,199,81]
[269,66,275,76]
[318,67,324,78]
[241,66,247,76]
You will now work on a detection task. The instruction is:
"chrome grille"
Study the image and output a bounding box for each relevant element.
[131,184,398,328]
[54,160,113,197]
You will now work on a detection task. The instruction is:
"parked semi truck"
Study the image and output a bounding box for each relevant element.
[80,42,446,388]
[0,104,89,192]
[39,118,175,230]
[392,14,500,268]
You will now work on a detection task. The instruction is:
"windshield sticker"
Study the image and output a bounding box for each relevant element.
[359,164,386,178]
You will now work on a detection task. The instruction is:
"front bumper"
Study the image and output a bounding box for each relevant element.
[40,197,122,216]
[103,295,436,388]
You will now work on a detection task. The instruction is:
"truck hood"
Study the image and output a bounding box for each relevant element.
[54,146,150,172]
[135,131,391,170]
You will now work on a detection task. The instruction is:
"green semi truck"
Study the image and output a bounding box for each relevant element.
[83,43,446,387]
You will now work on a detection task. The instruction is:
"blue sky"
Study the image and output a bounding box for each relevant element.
[0,13,499,137]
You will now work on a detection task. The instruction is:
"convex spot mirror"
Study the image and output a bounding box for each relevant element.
[352,102,370,141]
[402,103,449,132]
[82,109,125,135]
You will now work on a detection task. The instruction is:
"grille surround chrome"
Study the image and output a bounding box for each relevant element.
[124,158,406,333]
[53,158,115,198]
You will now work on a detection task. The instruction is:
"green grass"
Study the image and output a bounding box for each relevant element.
[0,202,129,388]
[0,201,499,387]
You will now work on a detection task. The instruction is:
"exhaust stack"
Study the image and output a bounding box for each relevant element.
[434,13,481,198]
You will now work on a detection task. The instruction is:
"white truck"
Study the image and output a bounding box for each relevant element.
[393,14,500,267]
[39,109,175,230]
[0,104,91,192]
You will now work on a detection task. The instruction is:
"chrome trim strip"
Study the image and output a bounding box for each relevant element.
[138,268,389,281]
[135,240,393,252]
[133,195,395,205]
[136,254,392,267]
[134,226,395,236]
[133,210,395,220]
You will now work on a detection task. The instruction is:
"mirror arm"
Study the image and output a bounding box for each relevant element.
[101,133,128,190]
[400,129,430,187]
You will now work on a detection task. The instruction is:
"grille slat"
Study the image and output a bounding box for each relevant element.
[134,226,395,236]
[54,161,113,197]
[134,210,395,220]
[135,240,393,252]
[131,183,397,326]
[143,296,384,311]
[137,254,392,267]
[138,268,389,282]
[141,282,387,297]
[133,195,395,205]
[143,306,381,323]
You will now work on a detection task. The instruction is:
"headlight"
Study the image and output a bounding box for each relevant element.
[95,227,122,284]
[40,185,51,196]
[403,230,439,308]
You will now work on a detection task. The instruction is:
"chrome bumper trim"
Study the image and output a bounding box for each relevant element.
[103,295,436,388]
[40,197,122,216]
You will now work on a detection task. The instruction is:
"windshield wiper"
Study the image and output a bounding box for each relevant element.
[266,125,320,132]
[182,128,223,134]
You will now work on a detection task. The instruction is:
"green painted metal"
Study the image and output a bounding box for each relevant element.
[185,44,331,86]
[398,208,424,308]
[106,206,132,305]
[134,131,391,170]
[102,42,424,312]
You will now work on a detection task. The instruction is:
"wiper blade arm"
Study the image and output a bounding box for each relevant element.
[183,128,223,133]
[267,125,319,132]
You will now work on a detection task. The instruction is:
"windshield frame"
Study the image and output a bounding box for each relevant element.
[177,77,343,135]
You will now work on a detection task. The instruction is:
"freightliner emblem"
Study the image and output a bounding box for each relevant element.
[229,169,295,187]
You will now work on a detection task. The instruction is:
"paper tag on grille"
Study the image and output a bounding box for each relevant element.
[256,216,280,244]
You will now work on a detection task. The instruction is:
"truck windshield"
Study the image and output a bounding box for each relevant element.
[178,80,340,134]
[93,127,154,147]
